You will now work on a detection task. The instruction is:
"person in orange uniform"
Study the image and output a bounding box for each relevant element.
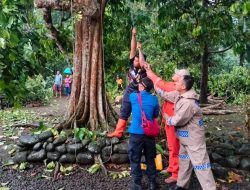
[144,63,190,184]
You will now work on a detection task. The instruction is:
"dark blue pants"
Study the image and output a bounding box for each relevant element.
[128,134,157,185]
[65,87,70,96]
[120,85,138,120]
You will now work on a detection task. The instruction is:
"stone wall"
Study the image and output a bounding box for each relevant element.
[13,131,250,173]
[13,131,129,165]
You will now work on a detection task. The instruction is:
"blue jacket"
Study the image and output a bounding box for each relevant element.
[128,91,160,134]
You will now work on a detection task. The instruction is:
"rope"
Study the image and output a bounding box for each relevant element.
[127,0,135,27]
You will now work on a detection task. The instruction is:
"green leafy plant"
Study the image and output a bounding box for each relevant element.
[19,162,29,170]
[59,164,74,175]
[24,74,53,104]
[209,66,250,104]
[73,127,101,141]
[46,161,56,170]
[87,163,101,174]
[155,143,164,155]
[109,170,130,179]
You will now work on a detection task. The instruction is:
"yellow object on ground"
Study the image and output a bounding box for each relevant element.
[140,154,163,171]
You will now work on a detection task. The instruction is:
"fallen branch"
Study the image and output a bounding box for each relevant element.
[201,103,224,110]
[11,123,40,128]
[207,98,225,104]
[97,154,108,176]
[53,162,60,181]
[202,109,236,115]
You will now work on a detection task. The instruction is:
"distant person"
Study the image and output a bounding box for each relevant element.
[69,74,73,95]
[54,71,62,98]
[64,75,70,99]
[116,75,123,91]
[155,75,216,190]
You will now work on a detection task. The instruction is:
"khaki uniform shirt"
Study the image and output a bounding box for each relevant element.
[155,88,205,146]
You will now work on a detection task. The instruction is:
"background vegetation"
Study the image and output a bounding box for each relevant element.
[0,0,249,105]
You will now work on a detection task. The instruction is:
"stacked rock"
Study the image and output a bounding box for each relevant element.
[13,131,129,165]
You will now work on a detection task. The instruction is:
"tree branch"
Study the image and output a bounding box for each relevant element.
[35,0,73,11]
[208,45,233,54]
[43,8,66,54]
[35,0,100,17]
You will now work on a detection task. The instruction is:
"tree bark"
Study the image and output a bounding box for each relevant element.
[200,43,209,104]
[35,0,115,131]
[43,8,66,54]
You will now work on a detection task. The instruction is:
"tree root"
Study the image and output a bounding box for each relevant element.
[97,154,108,176]
[53,162,60,181]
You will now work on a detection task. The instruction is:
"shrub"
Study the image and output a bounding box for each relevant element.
[24,74,53,104]
[209,66,250,104]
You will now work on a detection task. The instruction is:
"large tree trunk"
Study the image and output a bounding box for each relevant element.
[38,0,117,131]
[200,43,209,104]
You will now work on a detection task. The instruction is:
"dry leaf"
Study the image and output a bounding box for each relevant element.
[227,171,242,183]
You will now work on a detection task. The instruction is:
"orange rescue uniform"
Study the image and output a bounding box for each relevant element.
[147,70,179,180]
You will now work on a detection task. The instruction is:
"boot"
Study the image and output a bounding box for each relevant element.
[149,179,157,190]
[107,119,127,138]
[169,185,187,190]
[165,176,177,184]
[131,182,142,190]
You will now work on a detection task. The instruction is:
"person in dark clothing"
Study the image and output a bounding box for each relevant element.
[107,27,147,138]
[116,75,123,91]
[128,77,160,190]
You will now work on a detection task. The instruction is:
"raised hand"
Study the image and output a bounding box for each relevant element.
[137,42,142,50]
[143,62,151,70]
[132,27,136,35]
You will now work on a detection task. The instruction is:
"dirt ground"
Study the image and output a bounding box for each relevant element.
[0,97,249,190]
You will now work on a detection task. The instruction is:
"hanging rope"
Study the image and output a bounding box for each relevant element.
[127,0,135,27]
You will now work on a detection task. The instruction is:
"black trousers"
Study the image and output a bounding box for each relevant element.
[128,134,157,185]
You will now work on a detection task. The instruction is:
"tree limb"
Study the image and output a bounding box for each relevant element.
[35,0,78,11]
[208,45,233,54]
[43,8,65,54]
[35,0,100,17]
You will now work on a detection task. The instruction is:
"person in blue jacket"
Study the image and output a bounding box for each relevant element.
[128,77,160,190]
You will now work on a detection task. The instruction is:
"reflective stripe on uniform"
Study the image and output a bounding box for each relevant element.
[198,119,204,127]
[177,130,189,137]
[193,163,211,170]
[179,154,189,160]
[168,117,173,126]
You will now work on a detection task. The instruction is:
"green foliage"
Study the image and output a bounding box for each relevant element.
[0,1,72,103]
[19,162,29,170]
[46,161,56,170]
[0,109,46,124]
[209,66,250,104]
[109,170,130,179]
[155,143,164,155]
[73,127,106,141]
[24,74,53,104]
[60,164,74,175]
[87,163,101,174]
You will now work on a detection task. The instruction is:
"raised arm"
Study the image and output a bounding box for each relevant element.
[154,86,178,103]
[144,63,176,92]
[129,27,137,59]
[137,42,146,68]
